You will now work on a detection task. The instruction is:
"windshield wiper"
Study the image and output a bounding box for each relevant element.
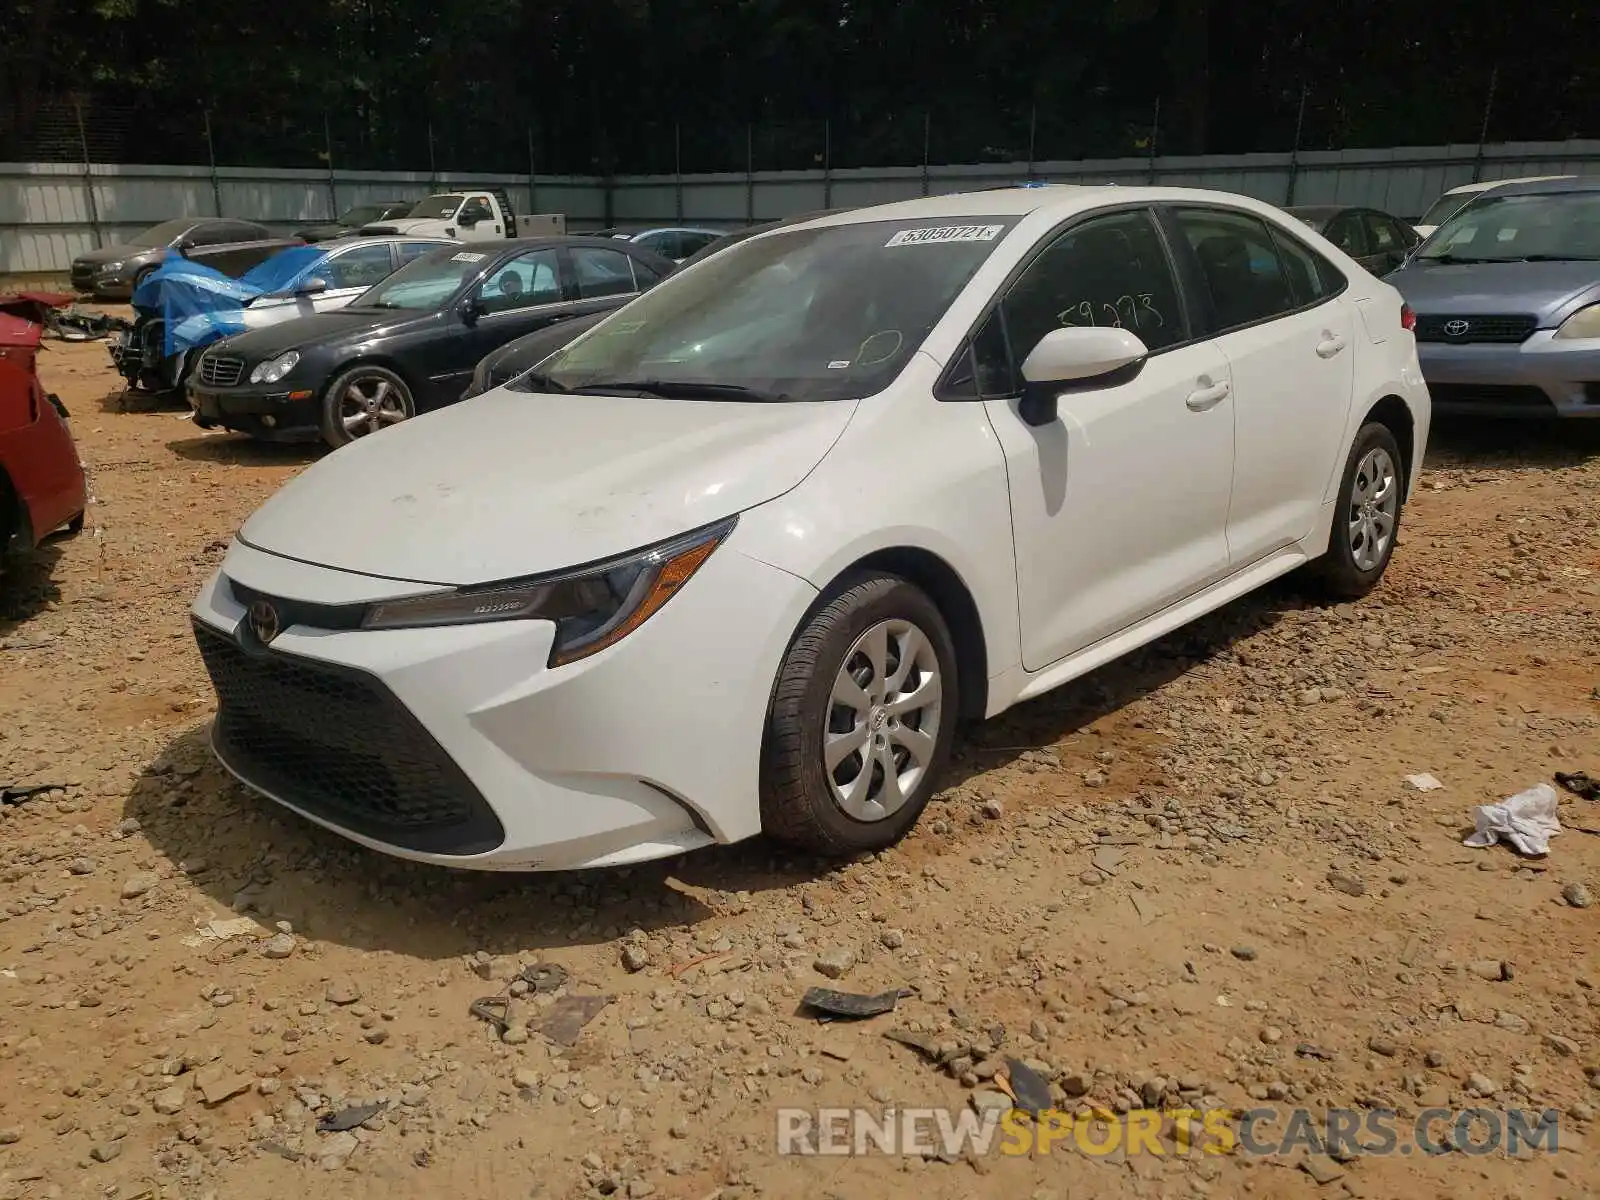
[515,369,569,394]
[1420,254,1499,264]
[1511,254,1600,262]
[567,379,785,402]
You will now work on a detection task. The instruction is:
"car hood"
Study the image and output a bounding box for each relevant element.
[212,308,427,360]
[73,244,155,265]
[1389,258,1600,323]
[239,389,858,585]
[294,223,348,239]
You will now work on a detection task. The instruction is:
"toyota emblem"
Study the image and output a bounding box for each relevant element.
[248,599,281,645]
[1442,318,1471,337]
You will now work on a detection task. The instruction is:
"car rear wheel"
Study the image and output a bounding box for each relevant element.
[761,574,957,854]
[1308,421,1405,599]
[319,365,415,448]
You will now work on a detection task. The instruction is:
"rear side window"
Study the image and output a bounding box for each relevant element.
[320,242,397,289]
[631,257,665,287]
[1173,208,1302,332]
[1267,224,1344,306]
[572,247,638,299]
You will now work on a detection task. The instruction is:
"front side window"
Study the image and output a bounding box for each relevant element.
[478,249,561,313]
[572,247,639,299]
[1001,209,1184,364]
[1417,191,1600,262]
[1323,212,1368,256]
[187,222,240,248]
[461,195,494,222]
[1174,208,1299,332]
[526,217,1016,403]
[395,240,437,264]
[319,242,398,289]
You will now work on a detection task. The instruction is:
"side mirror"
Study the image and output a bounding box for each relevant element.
[1016,326,1149,426]
[457,210,480,227]
[459,296,484,324]
[296,277,328,296]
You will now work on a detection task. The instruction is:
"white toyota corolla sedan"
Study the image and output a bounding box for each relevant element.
[191,186,1430,871]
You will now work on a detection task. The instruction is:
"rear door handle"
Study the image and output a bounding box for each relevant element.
[1316,334,1347,358]
[1185,379,1231,411]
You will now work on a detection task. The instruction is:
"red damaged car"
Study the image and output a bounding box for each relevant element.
[1,293,87,570]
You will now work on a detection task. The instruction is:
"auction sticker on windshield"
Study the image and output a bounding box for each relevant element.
[886,225,1005,247]
[451,252,486,263]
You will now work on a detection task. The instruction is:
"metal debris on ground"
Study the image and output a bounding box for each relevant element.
[529,994,612,1046]
[1001,1058,1053,1116]
[800,986,913,1019]
[883,1028,943,1061]
[520,962,569,994]
[315,1101,386,1133]
[1556,771,1600,802]
[469,996,514,1035]
[1295,1042,1335,1061]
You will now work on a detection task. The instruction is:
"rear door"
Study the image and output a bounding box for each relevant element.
[569,245,643,321]
[1167,206,1355,566]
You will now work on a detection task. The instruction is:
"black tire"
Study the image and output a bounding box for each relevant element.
[130,266,156,296]
[761,573,958,855]
[1307,421,1406,600]
[319,364,415,449]
[67,512,85,535]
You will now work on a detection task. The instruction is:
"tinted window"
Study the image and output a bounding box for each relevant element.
[1364,213,1400,252]
[320,242,397,289]
[1174,208,1299,331]
[631,257,665,287]
[479,248,561,313]
[461,195,494,222]
[1001,209,1184,364]
[128,218,199,247]
[187,222,239,247]
[1267,225,1340,307]
[572,247,639,299]
[1323,212,1368,256]
[679,232,719,256]
[395,240,437,264]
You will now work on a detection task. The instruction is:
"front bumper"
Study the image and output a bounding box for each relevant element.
[71,264,134,298]
[187,377,321,441]
[1417,331,1600,417]
[189,535,817,871]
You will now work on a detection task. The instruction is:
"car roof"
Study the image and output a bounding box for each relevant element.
[1284,205,1349,221]
[1444,174,1577,197]
[316,234,454,252]
[1469,175,1600,198]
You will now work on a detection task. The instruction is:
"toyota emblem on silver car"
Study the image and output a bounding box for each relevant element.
[1443,319,1471,337]
[248,599,281,645]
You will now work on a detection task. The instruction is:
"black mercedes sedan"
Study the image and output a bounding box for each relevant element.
[186,237,674,448]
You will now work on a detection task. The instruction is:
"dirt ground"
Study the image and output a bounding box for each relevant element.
[2,329,1599,1200]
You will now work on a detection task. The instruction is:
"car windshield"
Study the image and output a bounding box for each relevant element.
[349,247,487,310]
[1418,191,1600,262]
[337,204,390,226]
[407,194,464,220]
[1417,193,1475,229]
[129,218,197,247]
[518,217,1017,403]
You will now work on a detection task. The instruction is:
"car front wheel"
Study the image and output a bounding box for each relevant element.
[761,573,958,854]
[1309,421,1405,599]
[320,365,415,448]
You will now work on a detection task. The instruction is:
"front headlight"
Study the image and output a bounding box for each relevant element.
[249,350,301,383]
[1554,304,1600,341]
[361,517,735,666]
[99,261,125,274]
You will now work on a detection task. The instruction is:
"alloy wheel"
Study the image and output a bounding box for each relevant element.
[823,618,943,821]
[1347,446,1399,571]
[339,375,411,438]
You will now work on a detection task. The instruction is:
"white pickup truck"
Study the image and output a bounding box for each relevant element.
[360,191,519,242]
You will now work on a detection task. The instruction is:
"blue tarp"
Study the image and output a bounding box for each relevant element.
[132,246,331,358]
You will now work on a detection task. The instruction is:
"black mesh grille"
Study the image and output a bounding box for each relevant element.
[193,620,504,855]
[1414,314,1537,343]
[1428,383,1554,411]
[226,577,367,631]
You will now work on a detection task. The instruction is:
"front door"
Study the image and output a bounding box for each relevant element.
[1168,206,1356,565]
[422,246,573,406]
[971,207,1236,670]
[456,194,501,242]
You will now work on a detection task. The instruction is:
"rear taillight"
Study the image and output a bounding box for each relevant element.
[1400,302,1417,332]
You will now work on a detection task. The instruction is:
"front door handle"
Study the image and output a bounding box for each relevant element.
[1316,333,1347,358]
[1185,378,1231,411]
